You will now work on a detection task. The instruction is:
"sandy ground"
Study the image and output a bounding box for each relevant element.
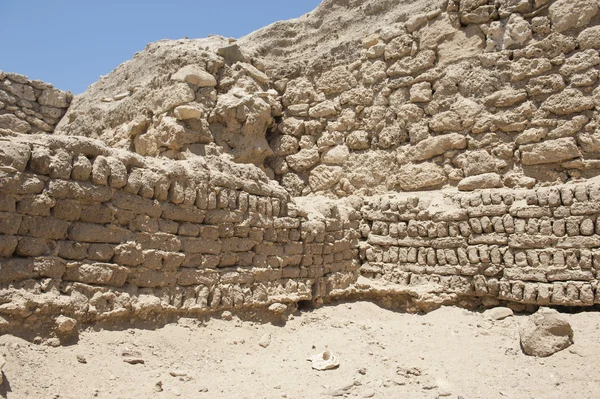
[1,302,599,399]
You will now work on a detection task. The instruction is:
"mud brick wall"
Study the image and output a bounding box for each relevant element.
[358,182,600,308]
[0,135,358,331]
[0,71,72,134]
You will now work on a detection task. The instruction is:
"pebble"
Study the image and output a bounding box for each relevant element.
[76,355,87,364]
[259,333,272,348]
[362,388,376,398]
[154,381,163,392]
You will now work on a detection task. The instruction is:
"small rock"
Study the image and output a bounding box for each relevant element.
[308,351,340,371]
[268,303,288,315]
[55,315,77,334]
[122,350,145,365]
[169,370,188,377]
[483,307,514,321]
[171,65,217,87]
[358,368,367,375]
[154,381,163,392]
[259,333,271,348]
[362,387,376,398]
[76,355,87,364]
[520,307,574,357]
[222,311,233,321]
[45,338,61,347]
[198,387,209,393]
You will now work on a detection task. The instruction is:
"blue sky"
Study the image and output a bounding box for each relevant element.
[1,1,322,94]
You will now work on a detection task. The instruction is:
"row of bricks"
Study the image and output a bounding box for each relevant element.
[366,215,600,238]
[367,245,600,269]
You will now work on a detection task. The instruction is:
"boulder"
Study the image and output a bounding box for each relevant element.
[549,0,598,33]
[520,308,574,357]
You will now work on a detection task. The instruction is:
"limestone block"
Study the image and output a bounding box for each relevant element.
[309,165,343,192]
[171,65,217,87]
[394,163,446,191]
[384,33,413,60]
[521,138,580,165]
[387,50,436,77]
[286,149,320,172]
[71,154,92,181]
[549,0,598,33]
[39,87,70,108]
[322,145,349,165]
[316,66,357,95]
[559,50,600,77]
[0,141,31,171]
[308,100,337,118]
[410,133,467,161]
[63,262,129,287]
[458,173,503,191]
[68,223,132,243]
[0,235,18,257]
[578,26,600,50]
[503,14,531,49]
[409,82,432,103]
[88,244,114,262]
[0,114,30,133]
[177,269,219,286]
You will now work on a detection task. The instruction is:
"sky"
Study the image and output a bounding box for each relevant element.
[0,0,322,94]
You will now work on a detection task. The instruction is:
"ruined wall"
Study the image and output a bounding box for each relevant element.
[265,0,600,198]
[0,71,72,134]
[357,181,600,311]
[0,135,358,337]
[4,0,600,339]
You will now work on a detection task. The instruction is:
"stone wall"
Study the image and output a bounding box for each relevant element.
[0,134,358,337]
[264,0,600,198]
[0,71,72,134]
[4,0,600,340]
[357,181,600,311]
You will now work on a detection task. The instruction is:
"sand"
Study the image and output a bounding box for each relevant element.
[1,302,598,399]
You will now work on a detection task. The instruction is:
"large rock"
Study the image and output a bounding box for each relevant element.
[549,0,598,33]
[520,308,574,357]
[521,138,580,165]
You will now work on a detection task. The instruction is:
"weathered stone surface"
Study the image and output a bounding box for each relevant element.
[520,308,574,357]
[171,65,217,87]
[410,134,467,161]
[309,165,343,191]
[0,114,31,133]
[549,0,598,33]
[521,138,580,165]
[458,173,503,191]
[394,163,447,191]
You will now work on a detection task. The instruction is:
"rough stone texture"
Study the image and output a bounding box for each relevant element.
[520,308,574,357]
[4,0,600,340]
[0,72,71,134]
